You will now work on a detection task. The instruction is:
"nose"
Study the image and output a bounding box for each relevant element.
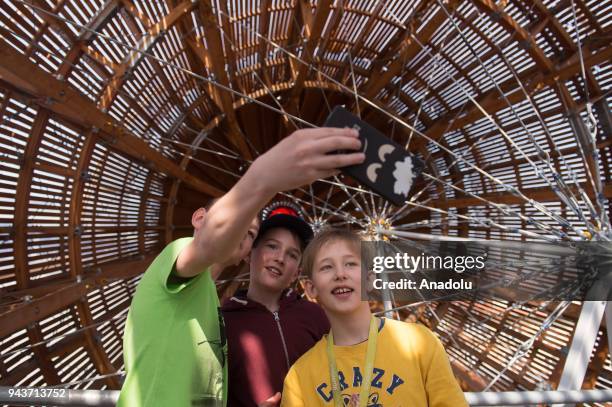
[333,264,348,280]
[272,250,285,265]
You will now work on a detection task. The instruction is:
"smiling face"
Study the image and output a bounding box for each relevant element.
[305,238,368,316]
[249,227,302,293]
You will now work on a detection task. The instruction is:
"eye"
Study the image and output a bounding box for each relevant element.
[346,261,359,267]
[319,264,332,271]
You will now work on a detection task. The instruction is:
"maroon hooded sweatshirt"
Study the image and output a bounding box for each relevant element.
[221,289,330,406]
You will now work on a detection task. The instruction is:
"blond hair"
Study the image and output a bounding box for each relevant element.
[301,228,362,278]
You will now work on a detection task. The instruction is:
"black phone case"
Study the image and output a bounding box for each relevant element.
[324,106,424,206]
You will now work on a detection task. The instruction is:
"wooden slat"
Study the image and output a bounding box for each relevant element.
[339,2,385,80]
[138,173,152,254]
[419,183,612,210]
[25,323,62,384]
[216,0,241,93]
[0,38,223,197]
[198,0,254,161]
[68,126,117,388]
[471,0,553,72]
[99,1,197,110]
[412,44,612,150]
[164,118,221,243]
[286,0,332,114]
[68,131,96,279]
[13,109,49,289]
[0,254,156,338]
[0,331,87,386]
[258,0,272,86]
[582,329,609,388]
[358,0,459,109]
[75,298,120,388]
[451,361,488,391]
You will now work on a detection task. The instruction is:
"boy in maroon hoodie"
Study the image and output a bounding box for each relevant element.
[222,201,330,406]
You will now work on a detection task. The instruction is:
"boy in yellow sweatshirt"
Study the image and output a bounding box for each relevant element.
[281,229,467,407]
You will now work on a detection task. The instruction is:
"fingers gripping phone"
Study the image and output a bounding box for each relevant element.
[324,106,424,206]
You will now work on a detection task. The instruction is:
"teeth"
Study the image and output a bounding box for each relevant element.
[333,288,353,294]
[267,267,281,276]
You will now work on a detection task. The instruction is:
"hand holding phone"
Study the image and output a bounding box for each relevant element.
[323,106,424,206]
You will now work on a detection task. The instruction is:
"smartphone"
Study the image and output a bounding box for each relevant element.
[324,106,424,206]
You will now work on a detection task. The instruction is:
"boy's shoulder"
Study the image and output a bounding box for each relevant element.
[382,318,442,356]
[383,317,435,336]
[291,334,329,371]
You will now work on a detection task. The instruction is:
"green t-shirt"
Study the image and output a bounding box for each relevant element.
[117,238,227,407]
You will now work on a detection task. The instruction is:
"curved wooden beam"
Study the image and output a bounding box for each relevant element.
[412,43,612,150]
[68,132,120,388]
[472,0,553,72]
[12,108,62,385]
[0,38,223,197]
[0,255,156,339]
[99,1,197,110]
[411,183,612,211]
[13,109,48,289]
[198,0,253,161]
[357,0,460,108]
[258,0,272,86]
[165,117,223,244]
[286,0,332,114]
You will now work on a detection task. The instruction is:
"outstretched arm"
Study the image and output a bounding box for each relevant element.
[175,127,365,278]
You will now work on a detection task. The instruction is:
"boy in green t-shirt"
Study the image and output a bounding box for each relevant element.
[282,229,467,407]
[117,128,365,407]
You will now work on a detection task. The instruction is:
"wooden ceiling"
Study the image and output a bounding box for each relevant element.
[0,0,610,397]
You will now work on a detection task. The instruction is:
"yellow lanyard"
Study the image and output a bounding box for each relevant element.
[327,316,378,407]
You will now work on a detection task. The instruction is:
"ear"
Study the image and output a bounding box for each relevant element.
[304,278,318,299]
[191,207,207,230]
[248,244,261,267]
[288,266,300,285]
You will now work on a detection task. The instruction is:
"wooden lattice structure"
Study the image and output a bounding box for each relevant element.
[0,0,610,401]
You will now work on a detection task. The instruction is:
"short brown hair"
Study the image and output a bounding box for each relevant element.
[301,228,362,278]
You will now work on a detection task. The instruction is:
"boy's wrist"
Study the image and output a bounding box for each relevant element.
[238,161,277,201]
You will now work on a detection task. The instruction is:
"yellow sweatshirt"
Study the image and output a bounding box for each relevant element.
[281,318,467,407]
